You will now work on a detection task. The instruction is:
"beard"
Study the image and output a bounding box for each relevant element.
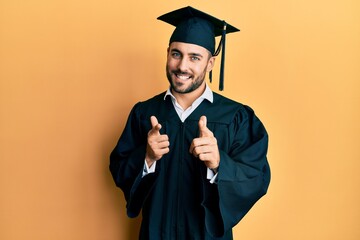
[166,65,207,94]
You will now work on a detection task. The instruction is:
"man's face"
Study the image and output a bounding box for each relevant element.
[166,42,215,94]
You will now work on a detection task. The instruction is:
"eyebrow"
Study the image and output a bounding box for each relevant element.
[189,53,203,58]
[171,48,204,58]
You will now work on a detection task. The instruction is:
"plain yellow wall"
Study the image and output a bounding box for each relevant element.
[1,0,359,239]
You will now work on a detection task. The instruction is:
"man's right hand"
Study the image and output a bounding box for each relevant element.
[146,116,170,167]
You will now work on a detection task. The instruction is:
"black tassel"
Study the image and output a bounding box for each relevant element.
[210,28,223,84]
[219,21,227,91]
[209,21,227,91]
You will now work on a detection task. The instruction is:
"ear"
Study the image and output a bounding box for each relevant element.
[166,47,171,61]
[206,56,216,72]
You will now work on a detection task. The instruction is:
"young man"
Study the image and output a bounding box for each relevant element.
[110,6,271,240]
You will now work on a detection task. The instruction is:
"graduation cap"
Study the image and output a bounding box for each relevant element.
[157,6,240,91]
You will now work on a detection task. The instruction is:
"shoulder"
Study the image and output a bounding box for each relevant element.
[133,92,166,109]
[130,91,168,119]
[211,93,268,138]
[139,92,166,105]
[209,92,256,124]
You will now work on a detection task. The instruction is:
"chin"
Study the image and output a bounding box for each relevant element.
[171,85,188,94]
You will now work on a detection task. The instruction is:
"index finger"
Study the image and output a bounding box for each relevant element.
[150,116,159,128]
[149,116,161,135]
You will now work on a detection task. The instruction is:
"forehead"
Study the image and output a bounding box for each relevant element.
[169,42,211,56]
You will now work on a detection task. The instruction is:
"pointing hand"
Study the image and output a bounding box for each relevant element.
[146,116,170,167]
[189,116,220,170]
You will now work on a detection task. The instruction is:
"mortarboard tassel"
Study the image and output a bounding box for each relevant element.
[219,21,227,91]
[209,21,227,90]
[209,40,222,83]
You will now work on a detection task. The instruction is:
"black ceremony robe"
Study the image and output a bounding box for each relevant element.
[110,91,270,240]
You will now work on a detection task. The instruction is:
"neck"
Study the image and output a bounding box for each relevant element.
[171,83,206,110]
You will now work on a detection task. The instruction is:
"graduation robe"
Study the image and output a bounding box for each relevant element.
[110,91,270,240]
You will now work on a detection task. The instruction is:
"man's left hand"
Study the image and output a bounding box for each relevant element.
[189,116,220,169]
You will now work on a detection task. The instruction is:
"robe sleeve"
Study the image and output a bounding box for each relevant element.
[109,103,159,218]
[202,105,271,237]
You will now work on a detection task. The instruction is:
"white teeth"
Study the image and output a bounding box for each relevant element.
[176,74,190,80]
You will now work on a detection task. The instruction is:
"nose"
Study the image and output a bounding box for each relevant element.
[177,58,189,72]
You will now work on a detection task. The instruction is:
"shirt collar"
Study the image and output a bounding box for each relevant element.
[164,83,214,103]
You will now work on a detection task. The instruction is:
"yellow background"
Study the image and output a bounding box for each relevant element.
[1,0,359,239]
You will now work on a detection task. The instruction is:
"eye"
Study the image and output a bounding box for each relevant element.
[191,56,200,61]
[171,52,181,58]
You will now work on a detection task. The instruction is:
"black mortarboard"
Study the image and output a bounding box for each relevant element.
[157,6,240,91]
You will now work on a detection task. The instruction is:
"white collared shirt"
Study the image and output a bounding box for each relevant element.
[164,83,213,122]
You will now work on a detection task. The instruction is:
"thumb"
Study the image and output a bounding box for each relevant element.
[198,116,209,137]
[150,116,161,134]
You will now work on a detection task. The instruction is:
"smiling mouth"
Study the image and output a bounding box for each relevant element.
[175,73,192,80]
